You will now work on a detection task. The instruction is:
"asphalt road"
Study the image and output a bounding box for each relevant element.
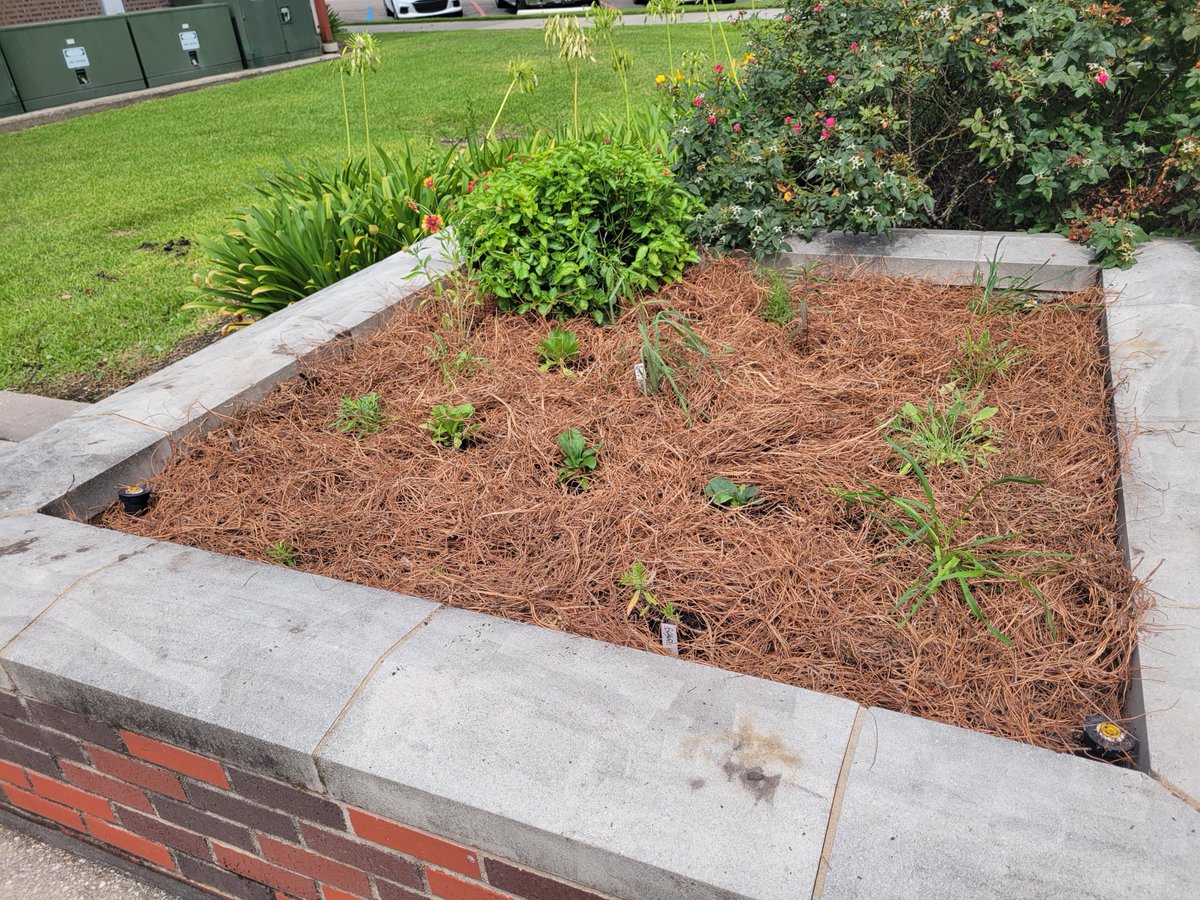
[327,0,648,22]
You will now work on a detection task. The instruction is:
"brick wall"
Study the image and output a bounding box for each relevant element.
[0,690,609,900]
[0,0,168,28]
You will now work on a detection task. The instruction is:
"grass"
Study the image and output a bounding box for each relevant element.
[0,25,730,396]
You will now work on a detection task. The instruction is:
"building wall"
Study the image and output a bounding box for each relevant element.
[0,0,169,28]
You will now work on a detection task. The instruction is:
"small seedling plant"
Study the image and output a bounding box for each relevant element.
[332,392,386,438]
[637,305,721,421]
[427,334,484,386]
[970,246,1044,316]
[835,440,1070,645]
[704,477,762,509]
[950,328,1030,389]
[885,385,1001,473]
[556,429,600,490]
[267,541,298,567]
[421,403,479,449]
[620,561,679,623]
[537,327,581,376]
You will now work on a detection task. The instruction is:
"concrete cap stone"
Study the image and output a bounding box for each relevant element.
[0,414,169,520]
[0,515,157,691]
[821,706,1200,898]
[1137,605,1200,804]
[776,229,1098,292]
[0,392,91,443]
[1,525,439,788]
[317,606,859,900]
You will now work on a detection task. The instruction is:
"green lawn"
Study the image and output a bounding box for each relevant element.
[0,24,730,396]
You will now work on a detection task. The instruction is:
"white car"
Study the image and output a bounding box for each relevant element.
[383,0,463,18]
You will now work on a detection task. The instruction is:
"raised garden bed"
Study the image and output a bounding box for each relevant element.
[102,256,1144,753]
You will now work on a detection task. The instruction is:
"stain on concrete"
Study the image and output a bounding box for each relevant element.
[680,716,800,805]
[0,537,38,557]
[689,777,706,790]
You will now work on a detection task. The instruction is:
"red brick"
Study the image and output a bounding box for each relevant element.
[120,731,229,788]
[88,746,186,801]
[0,735,59,777]
[259,835,372,897]
[300,822,423,888]
[377,881,428,900]
[321,888,369,900]
[228,768,346,830]
[28,772,115,821]
[2,784,85,831]
[60,760,154,814]
[117,806,210,859]
[24,700,123,751]
[213,843,319,900]
[0,760,29,789]
[86,815,176,869]
[428,868,510,900]
[348,808,479,878]
[482,859,607,900]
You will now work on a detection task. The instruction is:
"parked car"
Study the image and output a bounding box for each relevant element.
[632,0,735,4]
[383,0,463,18]
[497,0,591,11]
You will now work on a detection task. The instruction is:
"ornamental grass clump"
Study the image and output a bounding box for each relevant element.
[457,140,699,322]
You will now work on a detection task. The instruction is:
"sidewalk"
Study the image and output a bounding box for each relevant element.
[0,392,91,454]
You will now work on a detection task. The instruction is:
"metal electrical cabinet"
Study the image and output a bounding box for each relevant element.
[0,16,147,112]
[0,45,22,118]
[126,6,243,88]
[171,0,319,68]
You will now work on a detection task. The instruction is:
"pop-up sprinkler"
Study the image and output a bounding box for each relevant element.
[118,484,151,517]
[1082,714,1138,760]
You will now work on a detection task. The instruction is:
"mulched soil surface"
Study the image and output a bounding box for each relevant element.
[102,257,1145,752]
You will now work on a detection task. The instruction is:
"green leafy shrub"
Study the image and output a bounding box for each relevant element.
[188,147,458,324]
[669,0,1200,263]
[458,140,700,322]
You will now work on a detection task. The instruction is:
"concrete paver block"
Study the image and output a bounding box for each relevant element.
[1137,605,1200,804]
[318,607,858,900]
[1,527,439,789]
[1107,300,1200,424]
[822,707,1200,898]
[0,414,169,520]
[1103,238,1200,309]
[0,392,91,443]
[0,515,157,691]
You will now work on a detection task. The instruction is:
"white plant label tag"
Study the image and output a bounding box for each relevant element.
[179,31,200,51]
[660,622,679,655]
[634,362,646,390]
[63,47,89,69]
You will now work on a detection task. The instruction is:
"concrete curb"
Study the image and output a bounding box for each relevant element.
[0,55,332,136]
[0,231,1195,899]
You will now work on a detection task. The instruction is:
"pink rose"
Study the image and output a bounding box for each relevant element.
[694,96,704,106]
[785,116,793,124]
[715,64,724,74]
[814,4,822,11]
[1096,70,1110,85]
[821,129,831,139]
[793,125,802,132]
[827,74,837,84]
[708,115,717,125]
[850,42,858,51]
[825,117,836,127]
[733,123,741,132]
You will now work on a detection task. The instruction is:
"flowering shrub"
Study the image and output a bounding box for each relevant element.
[669,0,1200,264]
[457,140,699,321]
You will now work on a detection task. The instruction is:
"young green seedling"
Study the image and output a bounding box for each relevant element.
[332,392,386,438]
[537,327,581,376]
[421,403,479,449]
[556,429,600,489]
[704,477,763,509]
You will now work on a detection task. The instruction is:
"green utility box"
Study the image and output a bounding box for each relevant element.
[0,16,147,112]
[0,45,22,118]
[171,0,319,68]
[126,5,243,88]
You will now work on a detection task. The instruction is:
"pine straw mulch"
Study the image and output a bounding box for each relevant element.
[101,257,1146,752]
